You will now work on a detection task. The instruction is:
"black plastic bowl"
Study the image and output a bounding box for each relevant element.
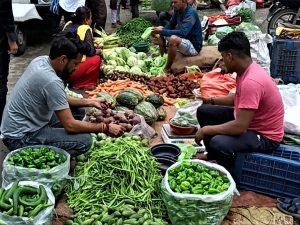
[150,143,181,160]
[156,156,177,175]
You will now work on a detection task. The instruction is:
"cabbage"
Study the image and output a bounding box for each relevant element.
[115,57,126,66]
[127,56,138,67]
[107,60,117,67]
[136,52,147,60]
[102,65,114,75]
[120,47,131,61]
[107,51,118,60]
[129,52,137,58]
[124,65,130,71]
[153,55,167,67]
[137,60,147,72]
[130,66,143,74]
[115,66,127,72]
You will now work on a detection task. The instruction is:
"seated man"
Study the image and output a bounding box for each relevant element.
[195,31,284,171]
[152,0,203,73]
[1,32,125,157]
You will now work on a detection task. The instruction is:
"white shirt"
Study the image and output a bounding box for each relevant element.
[59,0,86,13]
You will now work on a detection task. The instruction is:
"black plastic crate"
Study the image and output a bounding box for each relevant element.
[270,39,300,84]
[232,144,300,198]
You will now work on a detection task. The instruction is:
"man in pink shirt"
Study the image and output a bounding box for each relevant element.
[195,31,284,170]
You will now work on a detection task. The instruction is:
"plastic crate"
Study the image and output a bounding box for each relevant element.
[270,39,300,84]
[232,144,300,198]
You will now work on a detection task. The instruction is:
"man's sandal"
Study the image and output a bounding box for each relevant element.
[277,201,300,220]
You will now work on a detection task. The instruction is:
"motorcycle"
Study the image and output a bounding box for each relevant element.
[267,0,300,34]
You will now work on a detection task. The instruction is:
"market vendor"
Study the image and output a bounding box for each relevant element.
[195,31,284,171]
[1,32,125,157]
[152,0,203,73]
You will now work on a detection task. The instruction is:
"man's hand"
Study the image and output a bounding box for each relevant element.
[152,26,163,35]
[8,40,18,55]
[90,98,108,110]
[197,95,212,104]
[195,127,206,145]
[108,123,126,136]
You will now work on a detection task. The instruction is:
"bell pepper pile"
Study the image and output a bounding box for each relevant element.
[8,146,67,169]
[168,162,230,195]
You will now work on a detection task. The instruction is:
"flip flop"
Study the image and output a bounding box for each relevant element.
[277,202,300,220]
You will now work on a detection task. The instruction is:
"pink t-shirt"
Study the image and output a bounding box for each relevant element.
[234,62,284,142]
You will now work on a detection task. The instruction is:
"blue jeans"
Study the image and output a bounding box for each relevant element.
[3,107,92,157]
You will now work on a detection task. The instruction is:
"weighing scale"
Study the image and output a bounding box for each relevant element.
[161,124,206,151]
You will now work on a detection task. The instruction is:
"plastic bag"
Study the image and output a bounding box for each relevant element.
[2,145,70,197]
[0,181,55,225]
[162,160,236,225]
[249,32,273,74]
[207,34,221,46]
[225,0,255,18]
[215,26,235,39]
[178,144,197,161]
[200,69,237,98]
[171,101,203,127]
[235,22,261,39]
[129,115,156,139]
[278,84,300,135]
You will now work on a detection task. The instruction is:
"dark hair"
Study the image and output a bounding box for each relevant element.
[49,31,89,59]
[70,6,91,25]
[218,31,251,57]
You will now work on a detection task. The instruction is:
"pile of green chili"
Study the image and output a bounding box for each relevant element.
[66,135,166,218]
[116,18,152,47]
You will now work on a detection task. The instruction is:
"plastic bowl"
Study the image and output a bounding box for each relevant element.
[150,143,181,160]
[155,156,177,175]
[169,118,197,135]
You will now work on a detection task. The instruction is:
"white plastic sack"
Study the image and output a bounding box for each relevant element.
[171,101,202,127]
[225,0,256,17]
[2,145,70,197]
[162,160,237,225]
[278,84,300,135]
[249,32,273,74]
[0,181,55,225]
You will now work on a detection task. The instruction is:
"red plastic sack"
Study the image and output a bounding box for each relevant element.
[200,68,237,98]
[226,0,241,7]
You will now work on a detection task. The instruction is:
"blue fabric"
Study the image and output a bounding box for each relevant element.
[50,0,60,15]
[161,5,203,53]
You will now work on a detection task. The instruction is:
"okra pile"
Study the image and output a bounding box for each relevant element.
[8,146,67,169]
[0,181,51,217]
[168,162,230,195]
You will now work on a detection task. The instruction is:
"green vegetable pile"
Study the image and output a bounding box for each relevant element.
[238,8,255,23]
[161,161,234,225]
[0,181,52,218]
[65,203,168,225]
[116,18,152,47]
[168,161,230,195]
[66,134,168,223]
[8,146,67,169]
[171,112,198,127]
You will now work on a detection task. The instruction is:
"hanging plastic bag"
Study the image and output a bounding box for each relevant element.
[0,181,55,225]
[171,101,203,127]
[162,160,237,225]
[129,115,156,139]
[278,84,300,135]
[2,146,70,197]
[200,68,237,98]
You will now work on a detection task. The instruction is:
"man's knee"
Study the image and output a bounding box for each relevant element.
[197,104,214,122]
[169,35,181,46]
[71,133,93,157]
[208,135,233,157]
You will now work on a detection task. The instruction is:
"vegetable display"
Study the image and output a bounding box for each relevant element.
[8,146,67,169]
[0,181,52,218]
[168,161,230,195]
[238,8,255,23]
[85,108,141,132]
[105,70,149,84]
[171,112,198,127]
[156,107,167,121]
[66,134,167,222]
[145,94,165,108]
[116,18,152,47]
[95,92,116,108]
[146,76,199,98]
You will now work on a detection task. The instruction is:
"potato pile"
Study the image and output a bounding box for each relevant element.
[86,108,141,131]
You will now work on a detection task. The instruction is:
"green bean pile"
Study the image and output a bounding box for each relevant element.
[66,135,165,217]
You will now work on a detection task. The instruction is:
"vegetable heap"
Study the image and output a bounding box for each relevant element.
[168,161,230,195]
[238,8,255,23]
[116,18,152,47]
[65,202,168,225]
[171,112,198,127]
[8,147,67,169]
[0,181,52,218]
[66,134,167,223]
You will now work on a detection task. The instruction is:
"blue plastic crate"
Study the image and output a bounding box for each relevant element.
[270,39,300,84]
[232,144,300,198]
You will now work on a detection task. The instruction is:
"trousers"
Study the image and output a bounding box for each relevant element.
[197,104,280,170]
[3,107,92,157]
